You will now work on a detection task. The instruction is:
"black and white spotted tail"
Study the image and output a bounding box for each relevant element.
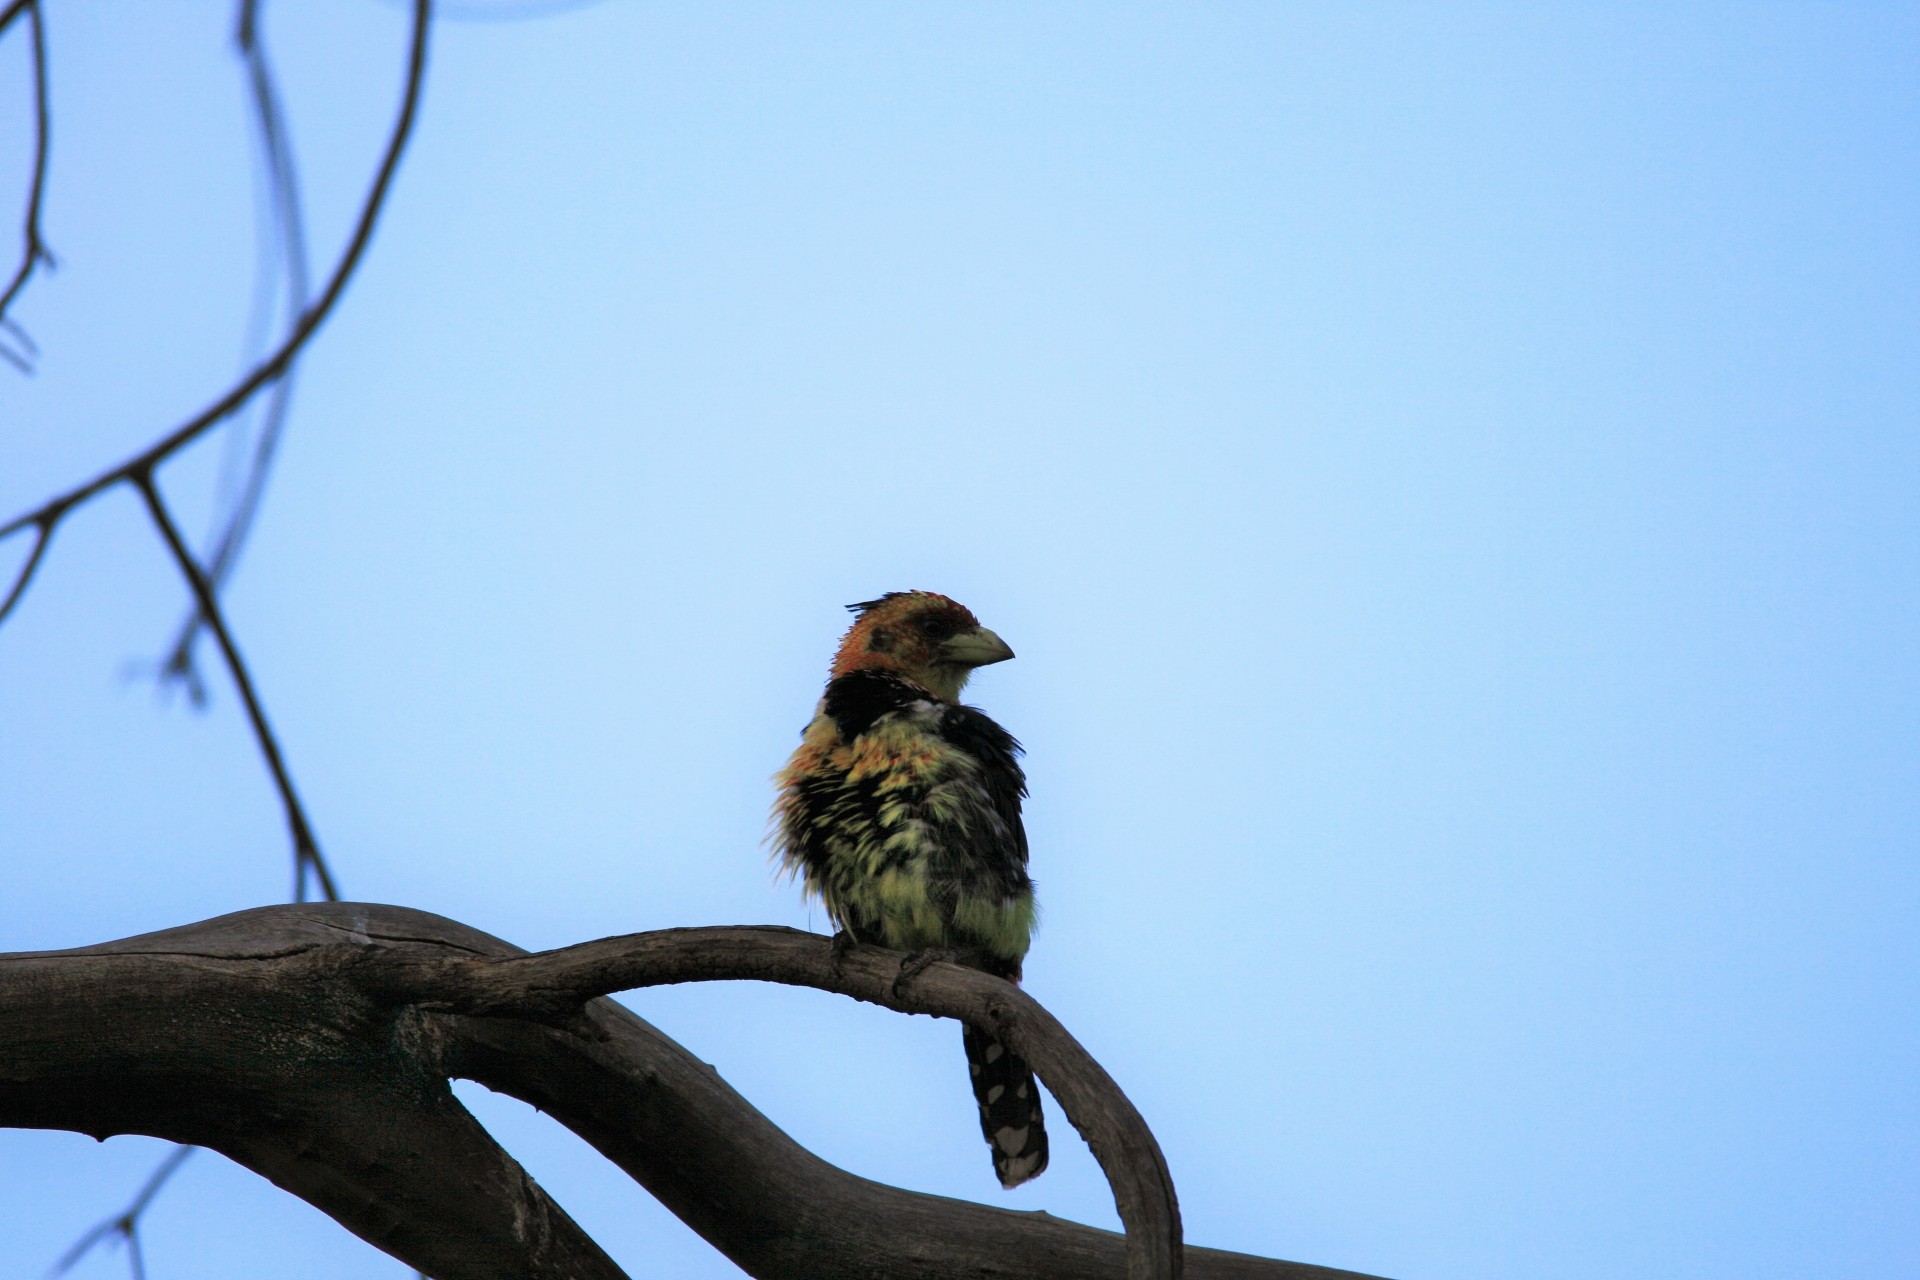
[963,1023,1048,1188]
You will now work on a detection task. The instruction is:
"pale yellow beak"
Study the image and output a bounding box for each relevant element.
[938,626,1015,668]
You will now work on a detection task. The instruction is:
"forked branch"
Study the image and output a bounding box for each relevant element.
[0,903,1387,1280]
[0,0,431,543]
[375,924,1189,1278]
[0,0,431,905]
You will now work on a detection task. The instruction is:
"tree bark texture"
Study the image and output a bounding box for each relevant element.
[0,904,1386,1280]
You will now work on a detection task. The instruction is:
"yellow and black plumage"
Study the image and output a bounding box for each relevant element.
[772,590,1047,1188]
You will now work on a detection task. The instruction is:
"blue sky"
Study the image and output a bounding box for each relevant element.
[2,4,1917,1278]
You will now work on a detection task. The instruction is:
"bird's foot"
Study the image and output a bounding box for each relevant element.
[829,929,857,977]
[892,948,959,1000]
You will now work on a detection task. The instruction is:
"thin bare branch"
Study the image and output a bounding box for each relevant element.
[0,0,431,542]
[51,1146,194,1279]
[159,0,316,694]
[131,467,337,902]
[3,313,38,355]
[121,1145,195,1227]
[0,0,52,364]
[0,517,53,627]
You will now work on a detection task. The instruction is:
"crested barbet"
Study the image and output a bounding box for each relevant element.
[772,590,1047,1188]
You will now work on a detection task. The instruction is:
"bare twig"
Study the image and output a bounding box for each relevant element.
[0,0,431,544]
[159,0,315,699]
[0,0,430,887]
[3,313,39,353]
[132,467,338,902]
[0,0,52,370]
[51,1146,195,1279]
[0,517,52,627]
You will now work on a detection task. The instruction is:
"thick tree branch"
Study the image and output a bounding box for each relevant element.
[0,903,1388,1280]
[370,924,1186,1280]
[2,909,620,1279]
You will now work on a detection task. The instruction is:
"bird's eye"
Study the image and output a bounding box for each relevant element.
[916,615,957,641]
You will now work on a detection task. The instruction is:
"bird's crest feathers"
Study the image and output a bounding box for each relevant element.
[829,591,994,703]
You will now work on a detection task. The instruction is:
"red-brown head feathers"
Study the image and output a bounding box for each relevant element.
[830,591,1014,702]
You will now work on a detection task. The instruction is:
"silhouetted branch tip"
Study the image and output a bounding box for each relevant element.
[50,1146,194,1279]
[0,518,53,627]
[0,0,52,340]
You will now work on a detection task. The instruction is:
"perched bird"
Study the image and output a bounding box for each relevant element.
[772,590,1047,1188]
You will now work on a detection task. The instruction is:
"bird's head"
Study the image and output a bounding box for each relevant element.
[830,590,1014,702]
